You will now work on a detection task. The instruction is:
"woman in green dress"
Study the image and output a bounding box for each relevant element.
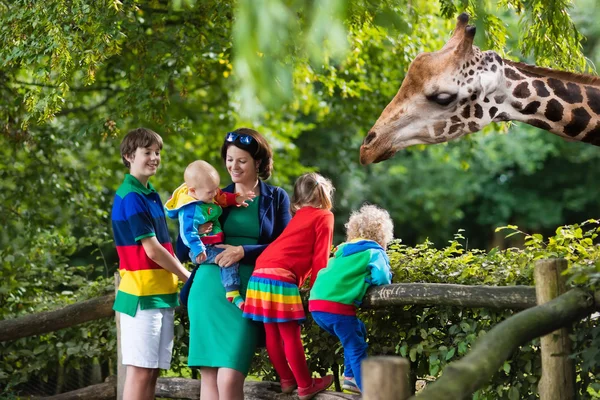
[185,128,291,400]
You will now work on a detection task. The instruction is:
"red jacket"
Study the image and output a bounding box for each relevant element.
[255,207,334,288]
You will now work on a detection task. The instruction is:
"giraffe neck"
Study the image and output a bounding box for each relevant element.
[495,59,600,145]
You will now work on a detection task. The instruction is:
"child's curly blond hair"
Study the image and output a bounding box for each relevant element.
[345,204,394,248]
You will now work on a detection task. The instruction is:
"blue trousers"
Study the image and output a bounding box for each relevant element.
[179,246,241,307]
[311,311,368,390]
[201,245,240,291]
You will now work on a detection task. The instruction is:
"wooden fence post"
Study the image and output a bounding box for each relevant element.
[114,272,126,400]
[534,259,576,400]
[362,356,411,400]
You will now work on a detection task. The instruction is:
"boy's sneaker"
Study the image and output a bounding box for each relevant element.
[280,377,297,394]
[297,375,334,400]
[342,376,361,394]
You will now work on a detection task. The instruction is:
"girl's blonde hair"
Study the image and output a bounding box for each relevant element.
[345,204,394,248]
[290,173,335,215]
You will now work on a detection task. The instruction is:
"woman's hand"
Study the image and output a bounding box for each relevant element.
[198,222,213,235]
[214,244,244,267]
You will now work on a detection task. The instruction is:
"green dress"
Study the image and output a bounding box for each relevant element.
[187,197,260,374]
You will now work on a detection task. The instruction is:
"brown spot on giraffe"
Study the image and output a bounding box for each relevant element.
[547,78,584,103]
[532,80,550,97]
[448,123,465,135]
[520,101,541,115]
[474,104,484,119]
[505,68,523,81]
[585,86,600,114]
[433,121,447,136]
[511,101,523,111]
[461,105,471,119]
[564,107,591,137]
[513,82,531,99]
[527,119,552,130]
[582,121,600,145]
[489,107,498,118]
[468,121,479,132]
[544,99,564,122]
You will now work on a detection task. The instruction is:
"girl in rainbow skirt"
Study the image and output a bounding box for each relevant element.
[243,172,335,400]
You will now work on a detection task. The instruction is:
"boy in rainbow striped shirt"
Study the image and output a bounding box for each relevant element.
[111,128,190,400]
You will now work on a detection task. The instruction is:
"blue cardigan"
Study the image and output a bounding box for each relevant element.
[175,179,291,265]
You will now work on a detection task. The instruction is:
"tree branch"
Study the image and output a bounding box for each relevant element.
[410,288,597,400]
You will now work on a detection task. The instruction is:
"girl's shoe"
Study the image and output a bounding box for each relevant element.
[342,376,361,394]
[280,377,297,394]
[297,375,334,400]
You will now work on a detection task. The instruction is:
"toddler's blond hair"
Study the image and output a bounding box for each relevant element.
[345,204,394,248]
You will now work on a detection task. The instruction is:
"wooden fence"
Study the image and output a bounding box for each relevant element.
[1,259,598,400]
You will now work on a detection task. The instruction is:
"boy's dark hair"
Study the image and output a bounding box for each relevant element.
[220,127,273,180]
[120,128,163,168]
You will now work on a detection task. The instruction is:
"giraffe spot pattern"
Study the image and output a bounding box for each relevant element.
[582,121,600,146]
[564,107,591,137]
[433,121,447,137]
[495,112,510,121]
[494,95,506,104]
[451,116,461,123]
[489,107,498,118]
[585,86,600,115]
[532,80,550,97]
[527,119,552,130]
[468,121,479,132]
[520,101,541,115]
[491,64,497,72]
[448,123,465,135]
[544,99,564,122]
[547,78,583,104]
[474,104,484,119]
[513,82,531,99]
[461,105,471,119]
[505,68,523,81]
[511,101,523,110]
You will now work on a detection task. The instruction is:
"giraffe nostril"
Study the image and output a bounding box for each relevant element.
[364,131,377,145]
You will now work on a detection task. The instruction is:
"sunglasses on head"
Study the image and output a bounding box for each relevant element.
[226,132,255,145]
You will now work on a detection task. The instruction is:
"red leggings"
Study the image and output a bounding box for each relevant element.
[264,321,312,388]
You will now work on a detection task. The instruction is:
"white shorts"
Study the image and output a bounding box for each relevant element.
[119,307,175,370]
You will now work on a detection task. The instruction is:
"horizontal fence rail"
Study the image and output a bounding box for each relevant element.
[0,283,537,343]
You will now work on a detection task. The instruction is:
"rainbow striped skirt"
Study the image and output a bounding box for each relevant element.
[242,268,305,323]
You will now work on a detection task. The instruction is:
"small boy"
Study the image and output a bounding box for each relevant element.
[165,160,254,310]
[111,128,190,399]
[308,204,394,394]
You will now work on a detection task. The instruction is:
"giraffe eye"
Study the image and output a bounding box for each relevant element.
[427,93,457,106]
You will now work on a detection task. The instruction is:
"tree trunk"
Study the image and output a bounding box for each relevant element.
[36,377,358,400]
[408,288,595,400]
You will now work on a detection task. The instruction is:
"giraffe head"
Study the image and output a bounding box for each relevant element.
[360,13,506,165]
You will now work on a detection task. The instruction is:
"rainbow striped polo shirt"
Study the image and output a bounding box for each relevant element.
[111,174,178,317]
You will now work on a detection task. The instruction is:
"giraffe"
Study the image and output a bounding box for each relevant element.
[359,13,600,165]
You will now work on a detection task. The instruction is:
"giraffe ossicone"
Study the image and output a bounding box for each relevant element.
[359,12,600,165]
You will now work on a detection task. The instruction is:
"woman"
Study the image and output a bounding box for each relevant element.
[184,128,291,400]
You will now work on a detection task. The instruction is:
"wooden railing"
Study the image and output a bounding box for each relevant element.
[0,283,536,343]
[1,259,597,400]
